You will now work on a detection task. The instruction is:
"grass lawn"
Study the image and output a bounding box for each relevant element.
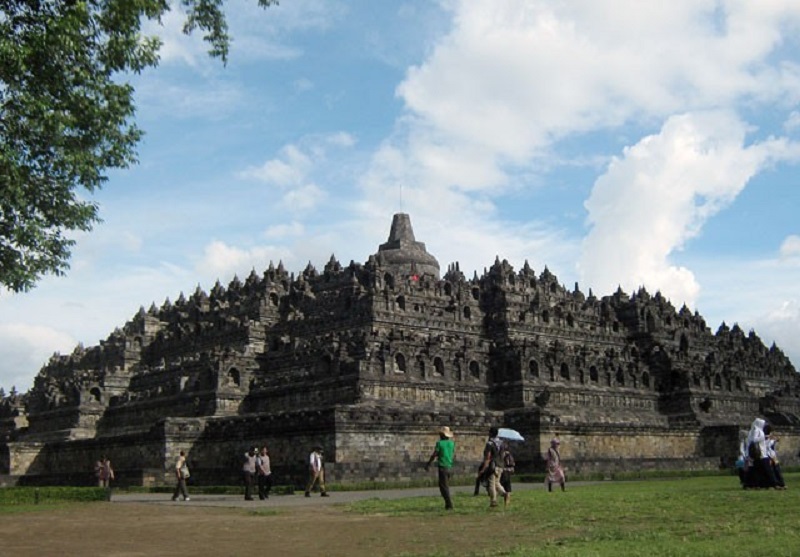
[346,474,800,556]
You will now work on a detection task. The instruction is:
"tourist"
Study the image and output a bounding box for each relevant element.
[745,418,777,489]
[172,450,190,501]
[425,426,455,510]
[257,445,273,500]
[305,446,329,497]
[242,446,257,500]
[500,441,515,495]
[477,426,509,508]
[736,429,750,487]
[95,455,114,488]
[764,424,786,490]
[545,437,566,492]
[473,462,488,496]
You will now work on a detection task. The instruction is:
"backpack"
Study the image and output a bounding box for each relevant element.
[748,442,762,460]
[503,449,515,473]
[486,439,504,472]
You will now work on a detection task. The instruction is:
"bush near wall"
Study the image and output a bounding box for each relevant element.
[0,487,110,505]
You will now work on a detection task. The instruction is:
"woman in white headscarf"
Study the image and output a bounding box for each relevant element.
[746,418,778,488]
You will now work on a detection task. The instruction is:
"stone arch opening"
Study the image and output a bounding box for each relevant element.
[529,359,539,378]
[469,361,480,380]
[433,357,445,377]
[227,367,241,387]
[89,387,102,403]
[394,353,406,373]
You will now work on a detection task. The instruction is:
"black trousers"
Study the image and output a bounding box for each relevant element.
[438,466,453,509]
[243,471,255,499]
[258,473,273,499]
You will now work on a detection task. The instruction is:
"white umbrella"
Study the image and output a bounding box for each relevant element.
[498,428,525,442]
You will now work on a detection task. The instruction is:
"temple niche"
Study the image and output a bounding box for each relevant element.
[2,213,799,487]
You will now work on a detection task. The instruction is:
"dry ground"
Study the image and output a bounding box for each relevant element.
[0,501,507,557]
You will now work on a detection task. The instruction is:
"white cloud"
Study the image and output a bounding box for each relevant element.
[196,241,291,281]
[0,325,76,392]
[785,111,800,131]
[280,183,327,212]
[580,111,797,307]
[237,133,355,213]
[392,0,800,194]
[239,145,312,187]
[780,235,800,259]
[263,222,305,239]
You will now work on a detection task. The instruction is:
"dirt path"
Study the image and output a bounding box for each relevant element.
[2,484,556,557]
[1,500,504,557]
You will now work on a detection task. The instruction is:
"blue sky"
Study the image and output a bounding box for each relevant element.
[3,0,800,392]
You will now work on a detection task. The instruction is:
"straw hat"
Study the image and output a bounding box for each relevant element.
[440,426,454,438]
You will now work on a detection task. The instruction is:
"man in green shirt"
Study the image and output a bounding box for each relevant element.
[425,426,455,510]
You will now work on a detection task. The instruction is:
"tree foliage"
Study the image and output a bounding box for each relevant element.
[0,0,277,292]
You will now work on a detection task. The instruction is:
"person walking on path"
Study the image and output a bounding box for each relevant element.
[478,427,509,508]
[305,446,329,497]
[500,441,515,495]
[763,423,786,489]
[426,426,455,510]
[172,450,190,501]
[545,437,566,492]
[95,456,114,488]
[242,447,257,501]
[257,445,273,500]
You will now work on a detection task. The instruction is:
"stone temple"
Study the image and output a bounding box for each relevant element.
[1,213,799,487]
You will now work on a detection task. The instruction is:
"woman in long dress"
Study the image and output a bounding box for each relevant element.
[545,437,566,492]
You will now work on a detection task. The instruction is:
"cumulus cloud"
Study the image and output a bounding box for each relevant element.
[195,241,292,282]
[388,1,800,195]
[0,325,76,392]
[580,111,795,307]
[237,133,354,213]
[240,145,312,187]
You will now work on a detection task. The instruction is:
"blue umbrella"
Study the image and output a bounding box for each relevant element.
[498,428,525,442]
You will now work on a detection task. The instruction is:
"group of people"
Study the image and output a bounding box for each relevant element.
[94,456,114,488]
[169,444,327,502]
[738,417,787,490]
[241,445,274,500]
[426,425,567,511]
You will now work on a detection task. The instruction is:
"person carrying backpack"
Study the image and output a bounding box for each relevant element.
[477,426,509,508]
[500,442,515,494]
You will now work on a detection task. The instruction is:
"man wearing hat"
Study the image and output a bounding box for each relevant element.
[425,426,455,510]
